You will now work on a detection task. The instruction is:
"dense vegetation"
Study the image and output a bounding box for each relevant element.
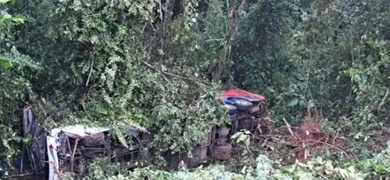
[1,0,390,179]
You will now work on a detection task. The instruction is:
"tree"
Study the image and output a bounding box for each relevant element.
[0,0,26,166]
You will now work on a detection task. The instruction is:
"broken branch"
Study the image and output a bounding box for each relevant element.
[283,118,294,136]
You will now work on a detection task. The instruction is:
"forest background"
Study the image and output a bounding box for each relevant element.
[1,0,390,179]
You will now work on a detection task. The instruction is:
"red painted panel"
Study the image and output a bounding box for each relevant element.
[221,89,266,101]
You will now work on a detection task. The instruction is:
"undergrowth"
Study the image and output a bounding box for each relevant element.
[75,142,390,180]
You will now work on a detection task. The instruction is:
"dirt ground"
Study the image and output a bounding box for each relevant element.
[222,116,390,172]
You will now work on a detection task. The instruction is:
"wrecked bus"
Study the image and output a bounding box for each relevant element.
[5,89,266,179]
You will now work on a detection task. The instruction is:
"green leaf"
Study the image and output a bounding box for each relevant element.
[113,127,129,149]
[0,0,11,4]
[0,56,12,69]
[308,100,315,108]
[237,134,247,143]
[230,132,242,140]
[10,14,25,23]
[287,98,299,107]
[299,100,307,107]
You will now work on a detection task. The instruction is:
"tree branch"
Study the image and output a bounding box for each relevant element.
[142,61,207,85]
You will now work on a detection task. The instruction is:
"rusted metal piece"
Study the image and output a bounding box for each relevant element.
[70,138,80,173]
[165,131,213,169]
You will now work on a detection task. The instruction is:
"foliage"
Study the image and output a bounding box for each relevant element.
[0,0,28,166]
[231,130,251,156]
[277,157,365,180]
[7,0,233,157]
[354,141,390,177]
[283,0,390,128]
[231,0,300,121]
[76,151,390,180]
[48,0,230,154]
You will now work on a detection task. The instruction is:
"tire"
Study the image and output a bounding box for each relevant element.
[235,96,260,103]
[249,105,260,114]
[238,119,252,130]
[223,104,237,115]
[231,98,252,111]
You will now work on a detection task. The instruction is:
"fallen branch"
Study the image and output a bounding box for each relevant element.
[283,118,294,136]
